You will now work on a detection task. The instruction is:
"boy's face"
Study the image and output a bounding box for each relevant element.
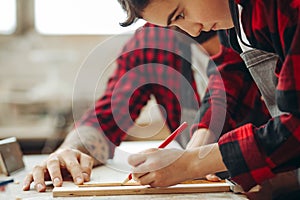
[142,0,234,37]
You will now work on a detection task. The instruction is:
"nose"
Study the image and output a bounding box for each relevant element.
[175,22,203,37]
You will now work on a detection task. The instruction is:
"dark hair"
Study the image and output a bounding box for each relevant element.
[118,0,150,27]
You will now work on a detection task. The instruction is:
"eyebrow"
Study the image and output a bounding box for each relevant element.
[167,5,179,26]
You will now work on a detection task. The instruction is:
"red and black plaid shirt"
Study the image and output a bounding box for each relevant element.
[77,23,201,153]
[215,0,300,191]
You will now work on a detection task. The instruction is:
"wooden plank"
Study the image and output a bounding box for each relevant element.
[78,182,141,187]
[78,179,226,187]
[53,181,231,197]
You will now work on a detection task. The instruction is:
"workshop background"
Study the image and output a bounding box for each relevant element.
[0,0,167,154]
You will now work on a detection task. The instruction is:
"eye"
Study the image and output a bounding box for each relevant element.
[175,12,185,20]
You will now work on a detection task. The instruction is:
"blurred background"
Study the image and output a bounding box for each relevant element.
[0,0,152,154]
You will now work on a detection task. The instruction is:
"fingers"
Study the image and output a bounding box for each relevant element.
[23,160,49,192]
[57,149,84,185]
[133,172,154,186]
[79,153,94,182]
[56,149,94,184]
[23,173,33,191]
[128,148,191,187]
[129,149,166,186]
[132,172,168,187]
[128,148,159,169]
[23,148,95,192]
[46,156,63,187]
[128,153,147,167]
[32,164,47,192]
[205,174,221,182]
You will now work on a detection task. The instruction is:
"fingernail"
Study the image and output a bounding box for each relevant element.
[36,183,44,191]
[22,185,27,191]
[76,177,83,184]
[53,178,60,186]
[83,173,89,181]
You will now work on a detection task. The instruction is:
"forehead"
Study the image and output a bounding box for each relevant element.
[142,0,180,27]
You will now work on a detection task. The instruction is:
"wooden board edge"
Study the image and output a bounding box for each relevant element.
[53,183,231,197]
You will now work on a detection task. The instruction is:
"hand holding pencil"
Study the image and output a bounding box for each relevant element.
[122,122,188,185]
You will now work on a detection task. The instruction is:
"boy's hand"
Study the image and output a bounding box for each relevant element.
[127,144,226,187]
[128,148,194,187]
[22,148,94,192]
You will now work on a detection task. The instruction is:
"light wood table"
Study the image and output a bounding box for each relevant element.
[0,145,249,199]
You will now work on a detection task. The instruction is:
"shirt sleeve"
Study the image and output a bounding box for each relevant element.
[75,47,153,157]
[75,23,192,157]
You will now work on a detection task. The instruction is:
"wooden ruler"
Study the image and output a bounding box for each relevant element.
[77,179,226,187]
[53,180,231,197]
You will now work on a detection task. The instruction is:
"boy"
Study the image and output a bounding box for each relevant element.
[24,23,266,192]
[118,0,300,196]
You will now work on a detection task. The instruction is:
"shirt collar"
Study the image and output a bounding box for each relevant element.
[234,0,248,7]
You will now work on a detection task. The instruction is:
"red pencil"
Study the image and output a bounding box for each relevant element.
[121,122,188,185]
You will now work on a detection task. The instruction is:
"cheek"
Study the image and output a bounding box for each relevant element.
[187,7,212,23]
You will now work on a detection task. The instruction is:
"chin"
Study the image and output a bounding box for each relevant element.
[223,22,234,29]
[192,32,201,37]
